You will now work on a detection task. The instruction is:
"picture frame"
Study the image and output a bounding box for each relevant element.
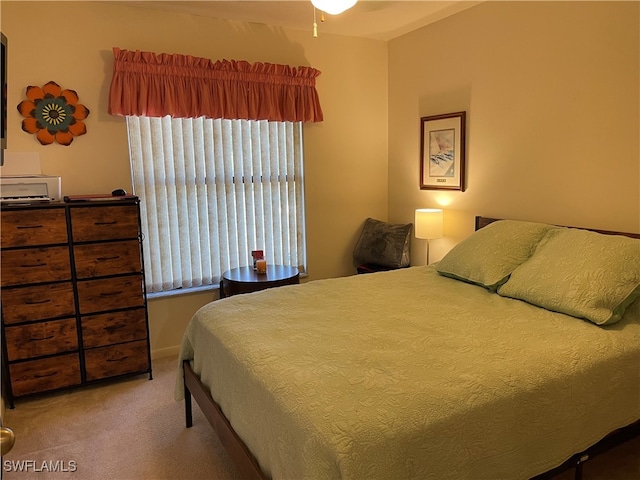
[420,111,466,191]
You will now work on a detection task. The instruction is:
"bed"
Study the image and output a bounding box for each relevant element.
[176,216,640,480]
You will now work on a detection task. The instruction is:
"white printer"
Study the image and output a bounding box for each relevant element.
[1,175,62,203]
[0,152,62,204]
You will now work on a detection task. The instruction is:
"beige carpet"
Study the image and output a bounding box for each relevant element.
[3,355,639,480]
[2,355,240,480]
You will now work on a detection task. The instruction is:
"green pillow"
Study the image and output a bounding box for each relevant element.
[498,229,640,325]
[436,220,558,290]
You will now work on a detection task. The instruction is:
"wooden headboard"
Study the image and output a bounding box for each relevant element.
[475,216,640,239]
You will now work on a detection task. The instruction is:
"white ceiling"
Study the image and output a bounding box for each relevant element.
[121,1,482,41]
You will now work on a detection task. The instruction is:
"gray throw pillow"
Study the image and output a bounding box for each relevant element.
[353,218,412,269]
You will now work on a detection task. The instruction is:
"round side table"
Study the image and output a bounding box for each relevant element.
[220,265,300,298]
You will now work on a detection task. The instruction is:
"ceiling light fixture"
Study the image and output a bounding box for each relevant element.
[311,0,358,16]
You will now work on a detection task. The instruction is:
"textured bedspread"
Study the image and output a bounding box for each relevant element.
[176,266,640,480]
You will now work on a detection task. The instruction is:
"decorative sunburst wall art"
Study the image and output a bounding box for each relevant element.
[17,81,89,146]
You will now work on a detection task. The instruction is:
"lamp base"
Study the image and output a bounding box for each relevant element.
[425,239,431,266]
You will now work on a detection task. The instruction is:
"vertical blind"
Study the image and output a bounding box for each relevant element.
[127,115,306,293]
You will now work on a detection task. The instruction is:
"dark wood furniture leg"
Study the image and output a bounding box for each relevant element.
[184,380,193,428]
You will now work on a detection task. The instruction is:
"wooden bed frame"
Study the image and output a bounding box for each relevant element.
[475,216,640,239]
[183,216,640,480]
[183,360,266,480]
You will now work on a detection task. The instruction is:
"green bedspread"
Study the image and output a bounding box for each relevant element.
[177,266,640,479]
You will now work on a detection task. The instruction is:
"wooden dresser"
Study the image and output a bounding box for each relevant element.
[1,199,152,406]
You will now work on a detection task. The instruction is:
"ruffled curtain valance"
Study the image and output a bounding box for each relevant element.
[108,47,323,122]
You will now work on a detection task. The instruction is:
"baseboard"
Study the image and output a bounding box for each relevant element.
[151,345,180,360]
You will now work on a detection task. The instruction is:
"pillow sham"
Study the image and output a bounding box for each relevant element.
[435,220,558,290]
[353,218,412,269]
[497,228,640,325]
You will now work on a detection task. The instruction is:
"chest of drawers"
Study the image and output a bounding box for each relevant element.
[1,200,152,405]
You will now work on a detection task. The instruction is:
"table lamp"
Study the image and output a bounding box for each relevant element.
[415,208,443,265]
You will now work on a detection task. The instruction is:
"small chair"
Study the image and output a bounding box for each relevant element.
[353,218,412,274]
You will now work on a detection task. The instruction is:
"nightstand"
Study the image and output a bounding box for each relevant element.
[220,265,300,298]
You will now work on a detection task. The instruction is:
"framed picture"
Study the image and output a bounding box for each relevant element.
[420,111,466,191]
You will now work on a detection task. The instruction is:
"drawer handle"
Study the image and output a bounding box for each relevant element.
[16,224,44,230]
[34,371,57,379]
[94,221,118,226]
[30,335,55,342]
[97,255,120,261]
[107,356,129,362]
[100,291,123,297]
[26,299,51,305]
[21,263,47,268]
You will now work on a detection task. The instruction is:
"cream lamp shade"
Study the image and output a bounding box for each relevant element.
[415,208,443,240]
[311,0,358,15]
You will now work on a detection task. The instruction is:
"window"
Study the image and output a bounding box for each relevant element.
[126,115,307,294]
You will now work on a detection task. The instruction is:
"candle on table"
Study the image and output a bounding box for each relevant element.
[256,259,267,274]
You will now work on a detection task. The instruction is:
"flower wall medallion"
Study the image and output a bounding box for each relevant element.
[17,81,90,146]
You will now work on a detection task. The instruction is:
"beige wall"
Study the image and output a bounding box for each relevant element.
[2,1,638,357]
[1,1,388,357]
[388,1,640,264]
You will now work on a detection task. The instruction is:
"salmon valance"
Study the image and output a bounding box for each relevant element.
[108,48,323,122]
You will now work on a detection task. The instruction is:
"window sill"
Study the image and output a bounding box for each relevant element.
[146,284,217,300]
